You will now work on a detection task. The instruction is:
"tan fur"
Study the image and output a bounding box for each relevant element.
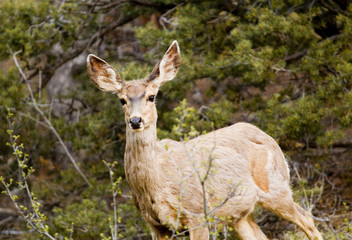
[87,41,322,240]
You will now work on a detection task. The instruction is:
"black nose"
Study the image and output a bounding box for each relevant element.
[130,117,142,129]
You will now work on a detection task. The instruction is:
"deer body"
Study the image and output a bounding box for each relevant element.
[87,41,322,240]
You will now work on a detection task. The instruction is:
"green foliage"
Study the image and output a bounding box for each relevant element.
[52,199,110,239]
[1,111,59,240]
[158,97,235,141]
[136,0,352,150]
[1,0,352,239]
[0,0,55,58]
[117,61,154,81]
[0,69,25,106]
[158,99,204,140]
[0,0,93,59]
[329,202,352,240]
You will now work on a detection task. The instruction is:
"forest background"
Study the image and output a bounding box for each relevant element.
[0,0,351,239]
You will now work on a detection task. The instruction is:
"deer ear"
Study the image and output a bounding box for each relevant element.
[148,40,181,86]
[87,54,123,93]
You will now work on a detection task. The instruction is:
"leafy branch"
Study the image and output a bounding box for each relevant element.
[101,160,123,240]
[0,110,59,240]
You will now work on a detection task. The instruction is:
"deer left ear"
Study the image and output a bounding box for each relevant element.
[148,40,181,86]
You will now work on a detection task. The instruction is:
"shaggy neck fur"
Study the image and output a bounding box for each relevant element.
[124,123,163,195]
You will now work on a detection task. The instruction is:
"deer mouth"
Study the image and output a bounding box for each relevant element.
[130,125,145,132]
[129,123,145,131]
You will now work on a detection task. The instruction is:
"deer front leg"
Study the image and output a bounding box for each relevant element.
[189,226,209,240]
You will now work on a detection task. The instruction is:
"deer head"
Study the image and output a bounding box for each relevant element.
[87,41,181,132]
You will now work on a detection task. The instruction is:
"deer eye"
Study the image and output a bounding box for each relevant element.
[120,99,127,105]
[148,95,155,102]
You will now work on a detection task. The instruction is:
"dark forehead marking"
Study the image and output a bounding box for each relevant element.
[129,91,146,102]
[126,83,147,101]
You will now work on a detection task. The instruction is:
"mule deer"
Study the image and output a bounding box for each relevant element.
[87,41,322,240]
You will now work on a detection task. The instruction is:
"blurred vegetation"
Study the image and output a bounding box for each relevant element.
[0,0,351,239]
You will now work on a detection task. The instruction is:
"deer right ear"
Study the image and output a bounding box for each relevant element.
[87,54,123,93]
[148,40,181,86]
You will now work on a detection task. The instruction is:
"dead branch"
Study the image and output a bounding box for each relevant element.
[36,10,139,94]
[283,34,343,62]
[13,51,92,187]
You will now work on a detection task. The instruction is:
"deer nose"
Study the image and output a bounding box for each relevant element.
[130,117,142,129]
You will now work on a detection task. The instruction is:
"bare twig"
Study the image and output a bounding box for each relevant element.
[159,6,178,30]
[12,51,91,187]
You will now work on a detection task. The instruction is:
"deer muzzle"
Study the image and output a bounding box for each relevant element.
[129,117,142,130]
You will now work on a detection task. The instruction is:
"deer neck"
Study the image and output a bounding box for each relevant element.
[125,124,157,150]
[124,123,163,193]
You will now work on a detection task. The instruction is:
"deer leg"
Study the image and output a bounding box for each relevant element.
[261,197,322,240]
[189,226,209,240]
[290,203,323,240]
[233,215,268,240]
[246,214,269,240]
[233,216,260,240]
